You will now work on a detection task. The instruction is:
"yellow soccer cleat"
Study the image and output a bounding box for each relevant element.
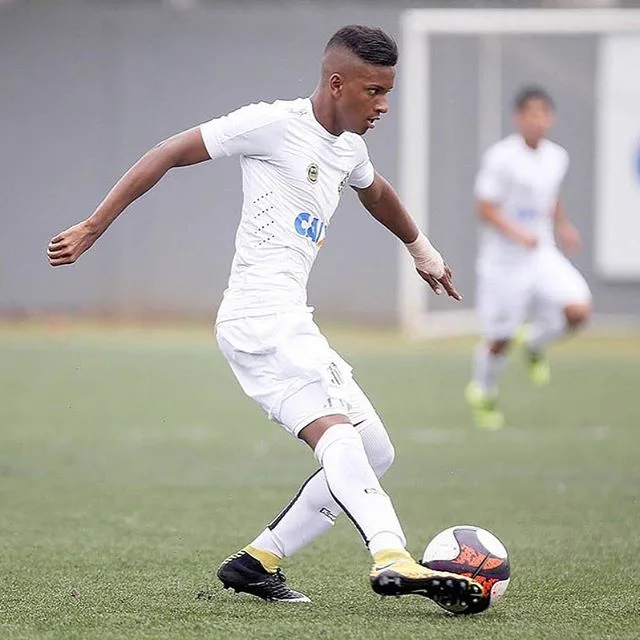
[370,549,484,613]
[465,382,505,431]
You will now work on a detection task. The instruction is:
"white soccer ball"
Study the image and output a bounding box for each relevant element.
[421,524,511,614]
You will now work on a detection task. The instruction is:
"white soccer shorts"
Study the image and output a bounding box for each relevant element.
[216,311,378,436]
[477,246,592,341]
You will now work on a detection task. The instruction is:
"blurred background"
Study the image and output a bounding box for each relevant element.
[2,0,640,329]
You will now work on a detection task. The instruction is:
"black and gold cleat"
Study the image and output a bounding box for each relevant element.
[217,551,311,603]
[370,549,483,613]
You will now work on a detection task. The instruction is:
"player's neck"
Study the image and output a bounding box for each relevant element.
[309,91,343,136]
[522,135,543,150]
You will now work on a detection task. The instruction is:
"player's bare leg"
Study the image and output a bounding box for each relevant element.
[466,339,508,430]
[565,302,591,331]
[522,301,591,385]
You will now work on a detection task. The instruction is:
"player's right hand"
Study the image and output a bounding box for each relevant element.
[47,220,99,267]
[518,231,538,249]
[417,264,463,301]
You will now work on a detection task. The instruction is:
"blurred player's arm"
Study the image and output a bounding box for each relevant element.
[553,198,581,254]
[47,128,209,266]
[475,146,537,249]
[354,172,461,300]
[476,199,538,249]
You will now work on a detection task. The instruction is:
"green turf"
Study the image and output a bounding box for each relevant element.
[1,324,639,639]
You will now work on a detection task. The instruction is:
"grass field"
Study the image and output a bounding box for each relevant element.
[1,322,639,639]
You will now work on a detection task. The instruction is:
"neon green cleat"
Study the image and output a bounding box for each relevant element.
[513,324,531,349]
[526,351,550,386]
[515,325,551,386]
[465,382,504,431]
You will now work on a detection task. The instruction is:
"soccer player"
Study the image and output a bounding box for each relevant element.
[48,26,482,609]
[466,86,592,430]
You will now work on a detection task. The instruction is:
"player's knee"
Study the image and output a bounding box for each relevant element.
[565,302,591,330]
[369,439,395,477]
[489,339,511,355]
[357,417,395,477]
[299,413,352,450]
[312,423,362,465]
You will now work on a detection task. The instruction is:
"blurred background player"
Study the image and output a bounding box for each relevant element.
[466,86,592,430]
[47,26,482,609]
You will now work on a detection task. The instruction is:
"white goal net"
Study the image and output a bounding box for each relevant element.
[398,9,640,337]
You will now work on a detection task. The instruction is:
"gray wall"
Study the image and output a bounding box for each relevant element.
[1,3,638,325]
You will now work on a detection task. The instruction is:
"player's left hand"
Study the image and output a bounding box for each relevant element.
[557,221,581,255]
[417,264,463,301]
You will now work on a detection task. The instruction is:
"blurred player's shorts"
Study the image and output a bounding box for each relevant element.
[477,246,591,341]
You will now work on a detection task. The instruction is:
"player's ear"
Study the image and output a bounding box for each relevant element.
[329,72,344,97]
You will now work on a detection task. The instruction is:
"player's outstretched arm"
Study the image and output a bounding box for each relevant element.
[47,127,210,267]
[354,172,461,300]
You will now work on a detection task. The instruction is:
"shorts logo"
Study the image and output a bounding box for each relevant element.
[294,212,326,247]
[327,362,344,386]
[307,163,319,184]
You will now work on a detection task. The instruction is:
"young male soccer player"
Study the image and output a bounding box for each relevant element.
[48,25,482,609]
[466,86,592,430]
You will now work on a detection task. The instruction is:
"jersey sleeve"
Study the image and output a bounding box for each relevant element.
[348,137,375,189]
[199,102,288,160]
[474,146,508,203]
[558,147,570,183]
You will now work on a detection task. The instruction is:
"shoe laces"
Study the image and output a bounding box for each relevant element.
[262,569,295,599]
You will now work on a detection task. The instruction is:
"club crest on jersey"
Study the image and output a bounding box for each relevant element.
[307,163,319,184]
[294,212,326,247]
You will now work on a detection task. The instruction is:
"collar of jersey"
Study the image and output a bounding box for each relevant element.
[304,97,340,142]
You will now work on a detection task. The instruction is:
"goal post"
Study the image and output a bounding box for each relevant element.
[398,8,640,337]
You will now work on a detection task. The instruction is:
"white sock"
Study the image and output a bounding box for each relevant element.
[252,469,338,557]
[314,424,405,554]
[250,417,397,558]
[473,343,507,395]
[527,308,567,353]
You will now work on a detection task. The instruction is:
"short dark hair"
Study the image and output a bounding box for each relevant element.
[325,25,398,66]
[514,86,555,111]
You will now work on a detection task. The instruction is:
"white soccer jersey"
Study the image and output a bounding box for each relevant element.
[199,97,375,323]
[474,134,569,265]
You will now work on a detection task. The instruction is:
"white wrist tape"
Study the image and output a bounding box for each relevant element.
[405,232,445,279]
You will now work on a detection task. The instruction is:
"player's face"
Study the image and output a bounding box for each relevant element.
[336,64,395,135]
[515,98,555,144]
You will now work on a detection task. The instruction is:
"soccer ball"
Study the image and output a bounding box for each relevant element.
[421,525,510,614]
